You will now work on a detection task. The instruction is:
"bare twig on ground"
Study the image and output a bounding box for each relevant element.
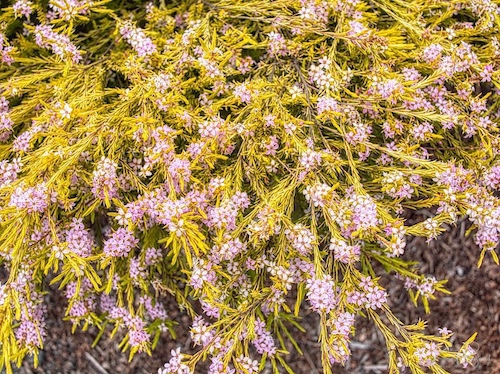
[84,352,109,374]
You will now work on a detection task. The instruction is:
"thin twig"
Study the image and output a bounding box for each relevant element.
[84,352,109,374]
[299,342,320,374]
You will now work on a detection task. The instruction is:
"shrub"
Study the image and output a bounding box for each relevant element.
[0,0,498,373]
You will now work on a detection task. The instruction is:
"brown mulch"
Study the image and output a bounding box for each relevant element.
[13,216,500,374]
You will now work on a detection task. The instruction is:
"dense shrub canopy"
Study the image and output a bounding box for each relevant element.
[0,0,499,373]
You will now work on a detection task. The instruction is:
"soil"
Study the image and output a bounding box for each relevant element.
[13,216,500,374]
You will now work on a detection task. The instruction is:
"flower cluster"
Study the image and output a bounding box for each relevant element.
[33,25,82,63]
[331,189,379,237]
[267,31,288,57]
[9,183,50,213]
[92,157,119,201]
[103,228,138,257]
[285,223,315,255]
[0,157,21,188]
[306,275,337,313]
[0,33,14,64]
[330,238,360,264]
[0,97,13,138]
[157,348,191,374]
[252,318,277,356]
[381,171,414,199]
[308,57,335,90]
[63,218,94,257]
[303,182,331,207]
[13,0,33,18]
[119,22,157,57]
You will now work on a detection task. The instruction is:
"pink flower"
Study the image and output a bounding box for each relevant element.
[421,44,443,63]
[9,183,51,213]
[267,31,289,57]
[13,0,33,18]
[103,228,138,257]
[438,327,452,335]
[285,224,315,256]
[306,275,337,313]
[330,238,360,264]
[480,64,494,82]
[92,157,119,200]
[119,22,157,57]
[0,34,14,65]
[252,318,277,356]
[64,218,94,257]
[233,83,253,104]
[34,25,82,63]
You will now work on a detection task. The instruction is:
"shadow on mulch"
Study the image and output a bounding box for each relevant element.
[12,216,500,374]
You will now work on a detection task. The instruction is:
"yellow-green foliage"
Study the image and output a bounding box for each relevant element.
[0,0,498,373]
